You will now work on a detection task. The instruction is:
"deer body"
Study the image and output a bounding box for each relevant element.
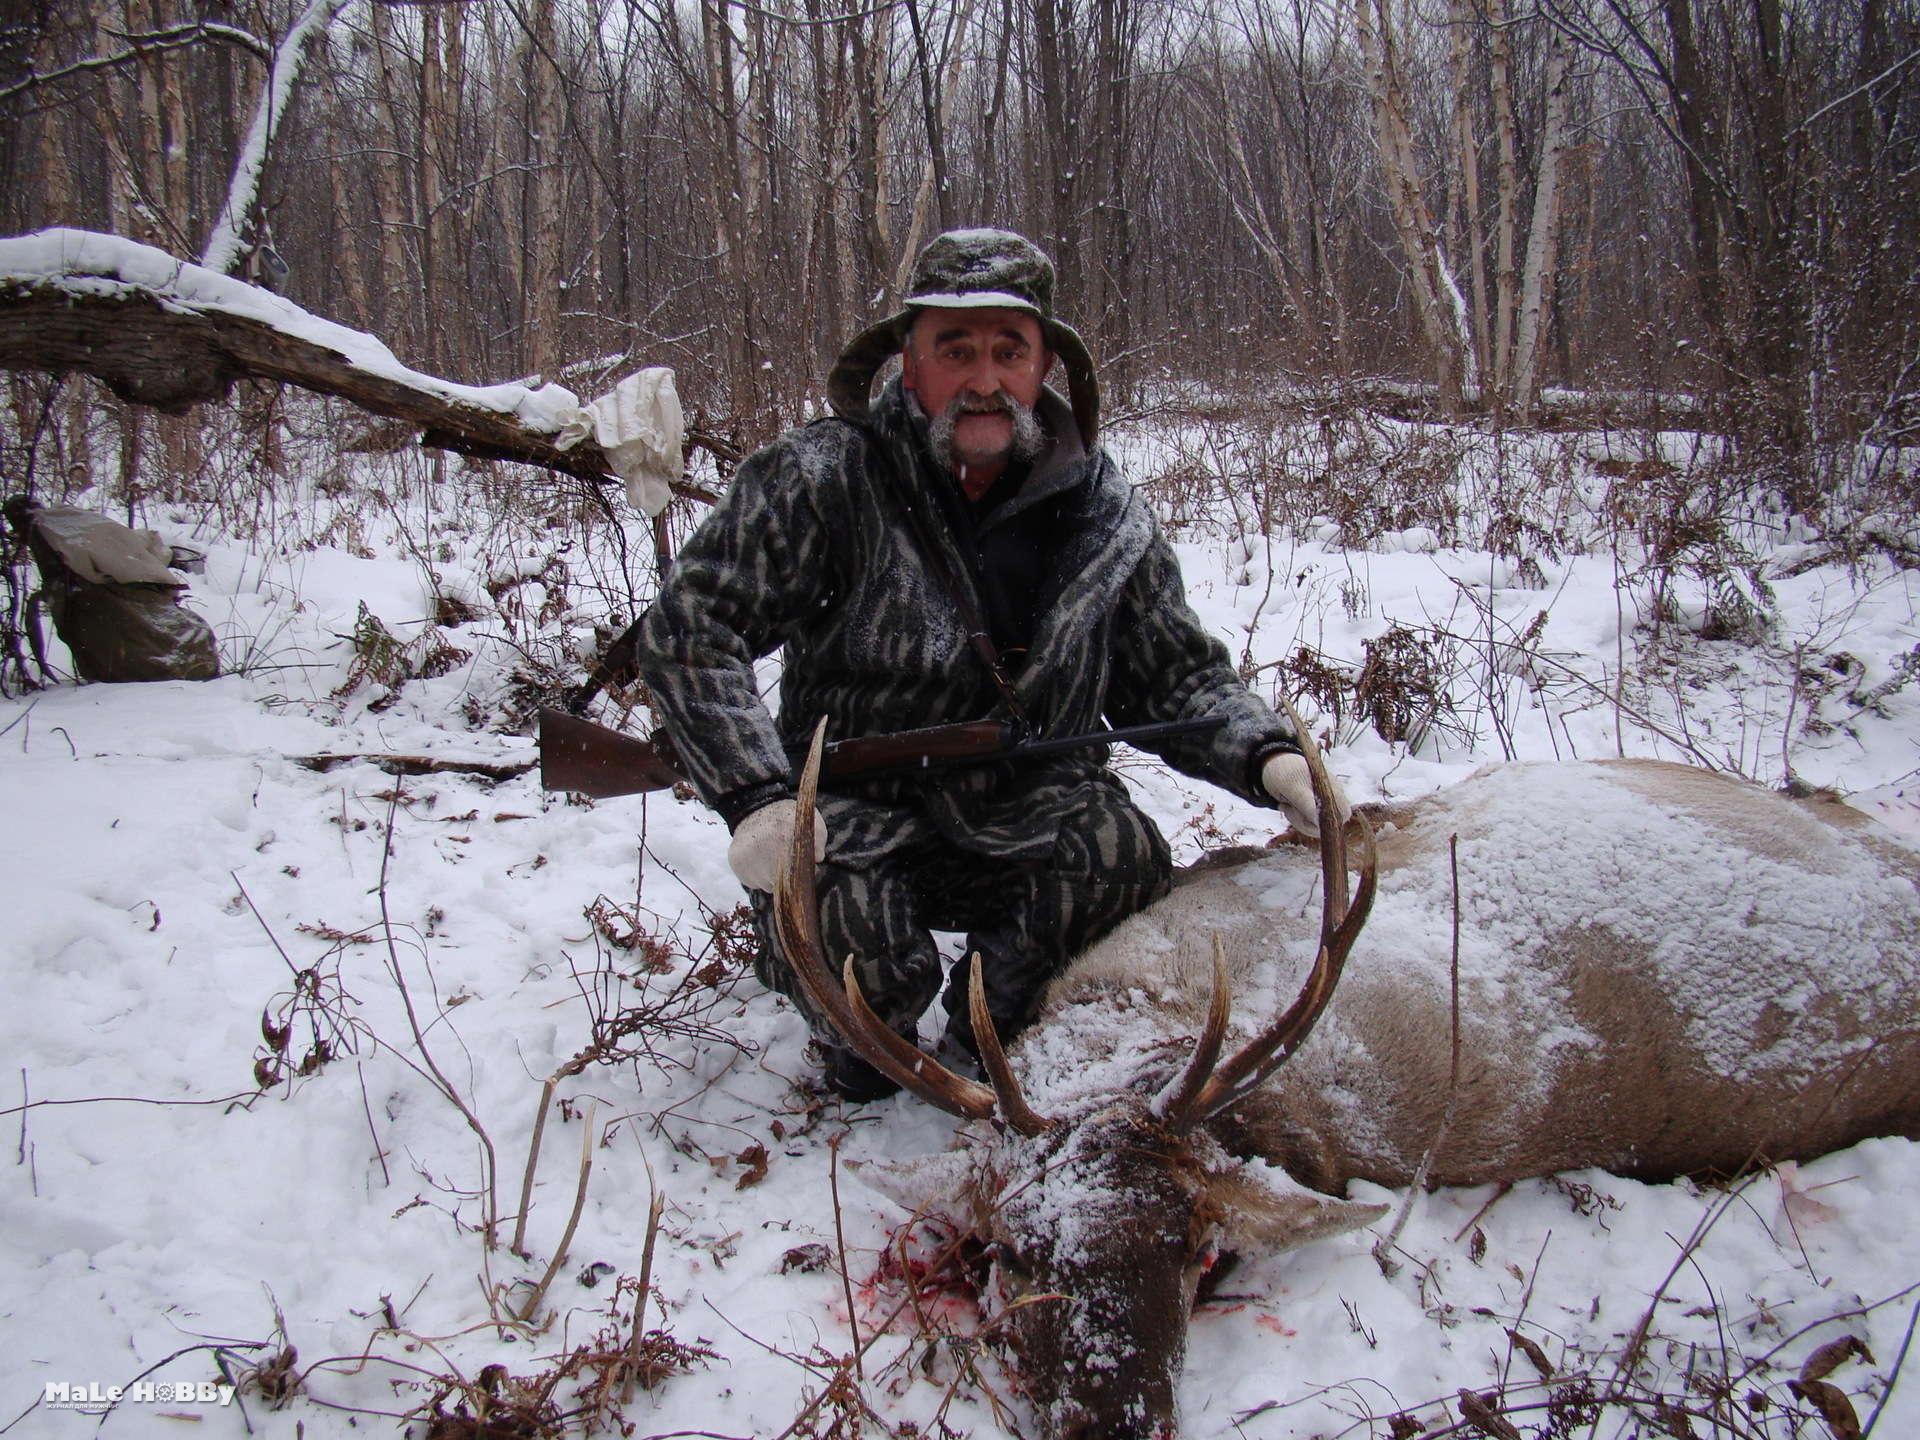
[778,737,1920,1439]
[1023,758,1920,1195]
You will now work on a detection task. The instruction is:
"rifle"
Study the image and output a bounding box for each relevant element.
[537,707,1228,801]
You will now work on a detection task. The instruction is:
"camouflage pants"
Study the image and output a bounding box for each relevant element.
[750,781,1173,1057]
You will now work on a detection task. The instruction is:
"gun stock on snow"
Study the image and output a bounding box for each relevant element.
[537,708,1228,801]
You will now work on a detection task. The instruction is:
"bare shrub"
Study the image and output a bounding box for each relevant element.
[1281,626,1476,753]
[1602,450,1776,645]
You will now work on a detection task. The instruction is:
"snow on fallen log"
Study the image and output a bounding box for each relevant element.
[0,228,723,501]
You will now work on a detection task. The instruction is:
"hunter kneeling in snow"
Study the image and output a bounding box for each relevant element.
[634,228,1349,1100]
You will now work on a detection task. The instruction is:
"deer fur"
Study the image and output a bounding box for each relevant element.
[1021,759,1920,1192]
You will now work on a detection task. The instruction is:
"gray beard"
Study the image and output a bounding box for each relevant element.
[927,391,1047,476]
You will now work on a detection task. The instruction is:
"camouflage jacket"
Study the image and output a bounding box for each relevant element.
[634,380,1299,865]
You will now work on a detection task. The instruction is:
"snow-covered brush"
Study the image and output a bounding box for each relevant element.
[774,710,1920,1440]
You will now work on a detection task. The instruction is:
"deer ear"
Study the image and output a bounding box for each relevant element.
[1209,1161,1388,1253]
[845,1150,981,1223]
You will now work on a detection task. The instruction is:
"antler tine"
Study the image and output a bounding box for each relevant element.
[771,718,1000,1123]
[1183,699,1378,1125]
[840,957,1012,1119]
[1156,934,1233,1133]
[967,956,1054,1137]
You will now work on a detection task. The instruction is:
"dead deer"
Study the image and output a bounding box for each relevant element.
[771,716,1920,1440]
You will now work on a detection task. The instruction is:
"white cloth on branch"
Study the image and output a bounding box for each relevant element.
[556,367,684,517]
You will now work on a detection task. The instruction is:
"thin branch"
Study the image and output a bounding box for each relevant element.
[515,1102,599,1322]
[0,23,270,103]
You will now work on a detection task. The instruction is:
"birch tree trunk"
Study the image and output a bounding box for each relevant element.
[1353,0,1473,408]
[1446,0,1489,381]
[1507,25,1572,419]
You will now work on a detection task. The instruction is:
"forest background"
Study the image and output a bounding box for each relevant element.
[2,0,1915,508]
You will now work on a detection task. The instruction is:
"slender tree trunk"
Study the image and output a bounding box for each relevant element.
[980,0,1013,219]
[158,2,190,234]
[904,0,954,234]
[326,88,370,326]
[1447,0,1489,382]
[1508,25,1572,418]
[1354,0,1473,408]
[1031,0,1080,305]
[1213,56,1312,339]
[525,0,565,378]
[90,7,136,238]
[1487,0,1519,400]
[800,0,847,372]
[895,0,978,292]
[1661,0,1730,368]
[125,0,170,246]
[417,6,445,372]
[35,23,74,227]
[849,10,893,306]
[368,2,416,351]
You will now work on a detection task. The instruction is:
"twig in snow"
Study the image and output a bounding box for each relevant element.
[356,1061,390,1186]
[511,1076,559,1258]
[515,1101,599,1323]
[619,1162,667,1404]
[829,1132,864,1381]
[374,785,500,1245]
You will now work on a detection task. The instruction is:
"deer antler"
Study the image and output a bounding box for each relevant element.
[967,955,1054,1135]
[1163,699,1378,1132]
[1152,935,1233,1123]
[772,719,1053,1136]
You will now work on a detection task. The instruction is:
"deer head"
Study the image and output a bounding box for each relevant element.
[772,710,1383,1439]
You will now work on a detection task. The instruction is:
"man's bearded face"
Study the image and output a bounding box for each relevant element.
[928,388,1047,475]
[902,308,1052,480]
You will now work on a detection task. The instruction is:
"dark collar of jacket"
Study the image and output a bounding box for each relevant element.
[853,379,1156,732]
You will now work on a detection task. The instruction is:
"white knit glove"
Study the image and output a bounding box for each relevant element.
[727,799,829,893]
[1261,752,1352,838]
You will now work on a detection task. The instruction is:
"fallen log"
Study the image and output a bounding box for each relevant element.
[0,228,727,502]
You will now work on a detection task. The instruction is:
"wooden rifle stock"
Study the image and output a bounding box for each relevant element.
[536,708,1226,801]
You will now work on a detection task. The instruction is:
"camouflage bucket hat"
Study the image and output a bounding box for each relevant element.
[827,228,1100,446]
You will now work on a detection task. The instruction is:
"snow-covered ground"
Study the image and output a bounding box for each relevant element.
[3,412,1916,1438]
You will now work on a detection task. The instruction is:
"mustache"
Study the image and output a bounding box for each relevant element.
[946,390,1017,418]
[926,387,1047,472]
